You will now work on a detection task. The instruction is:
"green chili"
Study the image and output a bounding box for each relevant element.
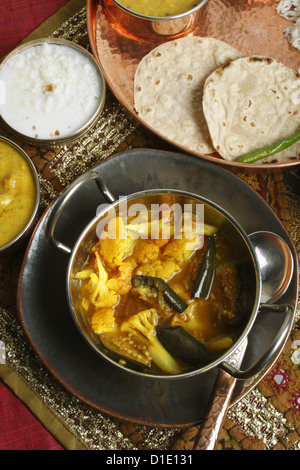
[236,129,300,164]
[192,236,216,299]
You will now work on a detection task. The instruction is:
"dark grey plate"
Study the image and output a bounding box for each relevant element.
[18,149,298,427]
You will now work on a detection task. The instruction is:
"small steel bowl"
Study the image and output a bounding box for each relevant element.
[0,38,106,148]
[103,0,209,38]
[0,136,40,258]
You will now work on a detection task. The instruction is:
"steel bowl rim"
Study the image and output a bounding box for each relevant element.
[108,0,209,21]
[66,186,262,380]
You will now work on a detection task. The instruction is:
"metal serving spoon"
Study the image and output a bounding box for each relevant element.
[192,231,294,450]
[249,231,294,304]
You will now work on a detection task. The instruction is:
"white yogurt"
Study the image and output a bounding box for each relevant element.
[0,43,103,140]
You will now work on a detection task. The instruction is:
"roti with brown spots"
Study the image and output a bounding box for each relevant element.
[202,56,300,163]
[134,37,242,154]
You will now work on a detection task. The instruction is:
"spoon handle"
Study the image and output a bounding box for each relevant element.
[193,369,236,450]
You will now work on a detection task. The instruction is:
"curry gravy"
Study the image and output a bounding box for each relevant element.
[0,141,37,247]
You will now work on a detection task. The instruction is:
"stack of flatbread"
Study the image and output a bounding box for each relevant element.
[134,36,300,164]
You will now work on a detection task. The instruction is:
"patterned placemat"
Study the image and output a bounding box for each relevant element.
[0,1,299,450]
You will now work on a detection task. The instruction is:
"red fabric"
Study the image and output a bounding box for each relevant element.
[0,0,71,57]
[0,0,71,450]
[0,380,64,450]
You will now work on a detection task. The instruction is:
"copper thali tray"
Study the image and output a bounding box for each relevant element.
[86,0,300,170]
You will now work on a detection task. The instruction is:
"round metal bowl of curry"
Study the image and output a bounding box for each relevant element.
[63,185,261,378]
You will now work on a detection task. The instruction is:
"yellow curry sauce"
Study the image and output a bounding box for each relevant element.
[118,0,200,17]
[75,215,240,375]
[0,141,37,248]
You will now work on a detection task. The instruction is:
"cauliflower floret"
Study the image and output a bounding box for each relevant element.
[107,260,136,295]
[120,309,182,374]
[77,250,118,309]
[125,210,174,240]
[135,259,179,280]
[90,307,115,334]
[163,235,202,264]
[99,217,136,269]
[133,239,160,264]
[73,268,93,280]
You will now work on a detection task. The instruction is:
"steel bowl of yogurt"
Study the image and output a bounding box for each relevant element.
[0,38,106,147]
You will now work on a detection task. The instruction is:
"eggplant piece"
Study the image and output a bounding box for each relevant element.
[192,236,216,299]
[157,326,210,366]
[132,275,188,313]
[98,337,151,373]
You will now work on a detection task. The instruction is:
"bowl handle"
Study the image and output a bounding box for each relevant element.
[220,303,294,379]
[45,171,116,255]
[192,303,293,450]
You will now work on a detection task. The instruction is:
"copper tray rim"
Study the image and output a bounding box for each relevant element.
[86,0,300,171]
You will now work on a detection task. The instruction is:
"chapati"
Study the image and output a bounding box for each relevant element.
[134,37,242,154]
[202,56,300,163]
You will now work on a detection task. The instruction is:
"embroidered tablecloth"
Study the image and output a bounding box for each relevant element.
[0,0,299,451]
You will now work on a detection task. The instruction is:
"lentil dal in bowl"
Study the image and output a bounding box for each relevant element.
[103,0,209,38]
[0,136,40,257]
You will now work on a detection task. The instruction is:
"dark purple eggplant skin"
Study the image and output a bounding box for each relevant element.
[157,326,210,366]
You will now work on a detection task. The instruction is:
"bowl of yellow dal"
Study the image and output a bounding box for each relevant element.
[0,136,40,257]
[104,0,209,38]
